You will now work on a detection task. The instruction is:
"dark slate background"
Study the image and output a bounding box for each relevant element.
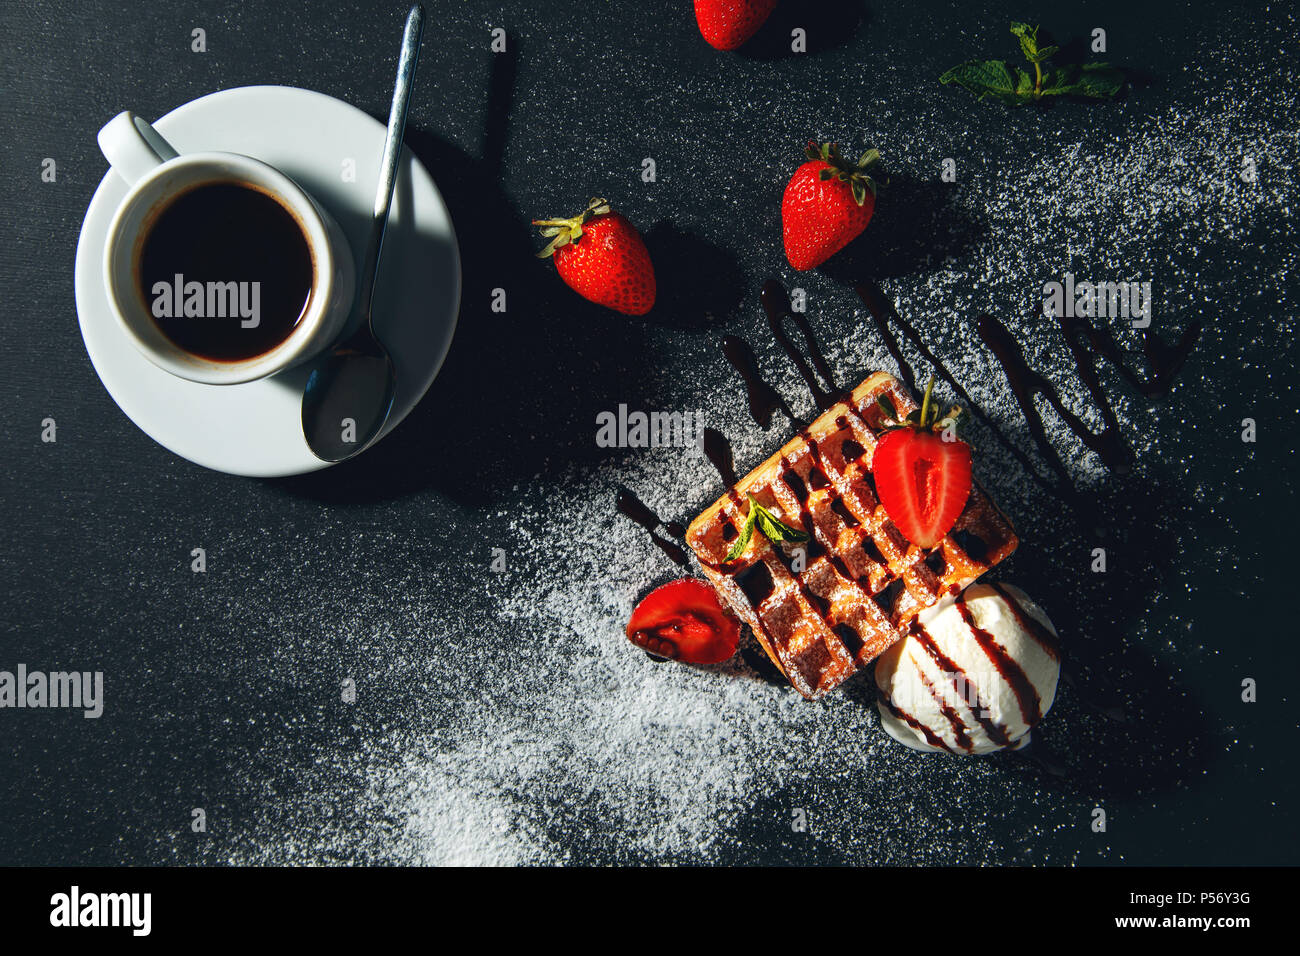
[1,0,1296,865]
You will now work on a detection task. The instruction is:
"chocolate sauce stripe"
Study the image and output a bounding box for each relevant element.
[702,427,738,487]
[976,313,1126,482]
[854,281,1060,498]
[912,622,1013,748]
[880,695,954,753]
[988,582,1061,662]
[955,594,1041,726]
[1063,312,1203,399]
[1060,317,1127,460]
[915,662,975,752]
[859,282,916,392]
[977,308,1200,483]
[720,335,797,429]
[761,279,840,411]
[615,487,688,567]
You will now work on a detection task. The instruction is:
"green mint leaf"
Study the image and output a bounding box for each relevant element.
[1010,22,1039,61]
[945,21,1124,107]
[1014,66,1036,97]
[752,509,782,542]
[1040,63,1125,99]
[726,497,810,561]
[1008,23,1054,63]
[940,60,1035,105]
[724,508,756,562]
[749,496,810,544]
[1063,62,1125,98]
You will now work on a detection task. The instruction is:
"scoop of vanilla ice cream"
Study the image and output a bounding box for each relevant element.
[874,582,1060,755]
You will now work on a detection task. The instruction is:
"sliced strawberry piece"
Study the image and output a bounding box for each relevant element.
[873,431,971,548]
[626,578,740,664]
[871,380,973,549]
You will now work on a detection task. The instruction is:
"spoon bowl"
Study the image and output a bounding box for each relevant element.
[301,348,398,462]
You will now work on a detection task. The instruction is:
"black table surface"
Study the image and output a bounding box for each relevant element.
[1,0,1297,865]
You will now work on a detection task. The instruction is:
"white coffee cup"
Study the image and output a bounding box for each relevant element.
[98,111,356,386]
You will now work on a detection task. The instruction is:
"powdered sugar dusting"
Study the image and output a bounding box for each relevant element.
[213,22,1297,865]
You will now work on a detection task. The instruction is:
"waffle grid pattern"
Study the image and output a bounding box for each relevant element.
[686,372,1019,699]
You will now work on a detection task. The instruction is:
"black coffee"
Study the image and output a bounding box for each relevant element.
[137,181,314,361]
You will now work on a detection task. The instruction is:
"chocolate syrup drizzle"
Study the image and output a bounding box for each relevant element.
[760,280,841,412]
[910,620,1013,749]
[880,696,953,752]
[988,582,1060,662]
[616,276,1192,744]
[954,598,1042,726]
[884,587,1057,752]
[615,486,687,567]
[701,428,738,487]
[719,336,794,429]
[916,667,974,752]
[975,314,1132,480]
[975,311,1201,484]
[855,280,1201,504]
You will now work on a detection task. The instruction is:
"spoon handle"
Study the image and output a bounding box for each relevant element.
[361,4,425,328]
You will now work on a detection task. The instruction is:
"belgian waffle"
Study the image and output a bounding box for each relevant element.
[685,372,1019,699]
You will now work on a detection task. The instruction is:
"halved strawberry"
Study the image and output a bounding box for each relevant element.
[871,379,972,549]
[626,578,740,664]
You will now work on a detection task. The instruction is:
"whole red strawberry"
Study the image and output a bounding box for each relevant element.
[782,141,884,271]
[871,379,972,549]
[627,578,740,664]
[694,0,778,50]
[534,198,656,315]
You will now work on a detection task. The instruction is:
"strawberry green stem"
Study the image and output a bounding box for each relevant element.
[920,377,936,426]
[532,197,612,258]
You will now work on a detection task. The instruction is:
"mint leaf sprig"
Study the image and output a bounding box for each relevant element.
[724,495,810,562]
[940,22,1124,106]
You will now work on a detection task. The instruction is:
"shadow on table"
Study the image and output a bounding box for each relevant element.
[644,219,747,330]
[737,0,870,60]
[269,37,738,510]
[670,278,1211,805]
[1004,468,1214,802]
[817,175,987,283]
[833,417,1215,802]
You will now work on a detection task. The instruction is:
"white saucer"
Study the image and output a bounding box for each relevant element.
[74,85,461,477]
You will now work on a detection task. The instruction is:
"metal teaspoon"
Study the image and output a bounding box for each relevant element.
[302,4,425,461]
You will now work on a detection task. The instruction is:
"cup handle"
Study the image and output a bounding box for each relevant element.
[97,111,180,186]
